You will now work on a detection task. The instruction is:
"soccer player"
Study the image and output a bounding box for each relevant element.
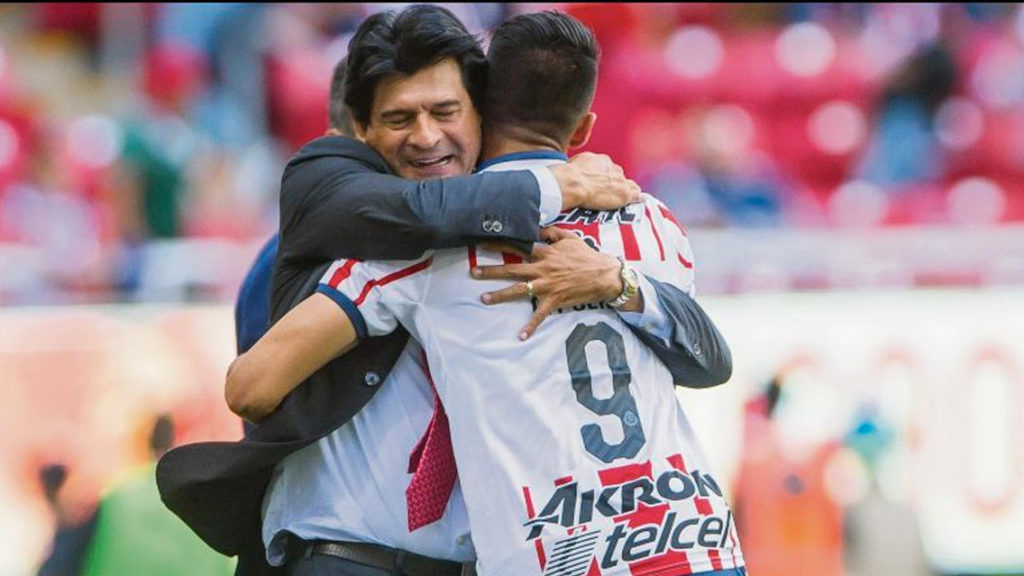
[231,11,744,576]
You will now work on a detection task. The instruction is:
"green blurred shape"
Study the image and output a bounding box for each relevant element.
[81,463,235,576]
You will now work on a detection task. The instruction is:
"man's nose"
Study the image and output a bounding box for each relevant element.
[407,116,442,149]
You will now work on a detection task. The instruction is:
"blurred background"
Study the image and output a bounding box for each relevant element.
[0,3,1022,575]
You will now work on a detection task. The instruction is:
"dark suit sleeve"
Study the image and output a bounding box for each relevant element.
[278,151,543,266]
[624,276,732,389]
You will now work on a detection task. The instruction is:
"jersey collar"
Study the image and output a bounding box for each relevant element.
[475,150,569,172]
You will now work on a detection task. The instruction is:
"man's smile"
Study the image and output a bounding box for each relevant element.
[408,155,455,168]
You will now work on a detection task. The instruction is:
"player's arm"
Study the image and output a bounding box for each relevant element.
[231,256,422,423]
[225,293,359,423]
[279,139,640,263]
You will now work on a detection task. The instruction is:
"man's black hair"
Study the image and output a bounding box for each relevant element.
[344,4,487,127]
[328,56,355,136]
[486,11,599,145]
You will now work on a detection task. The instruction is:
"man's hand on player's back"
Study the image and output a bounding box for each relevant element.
[473,227,636,340]
[552,152,642,211]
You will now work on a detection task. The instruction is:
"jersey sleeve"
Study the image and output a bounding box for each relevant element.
[636,195,697,295]
[315,256,433,339]
[626,196,732,387]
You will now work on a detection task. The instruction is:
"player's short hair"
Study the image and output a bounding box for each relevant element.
[344,5,487,127]
[328,56,355,137]
[485,11,599,145]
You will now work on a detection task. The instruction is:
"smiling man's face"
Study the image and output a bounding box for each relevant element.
[356,57,481,180]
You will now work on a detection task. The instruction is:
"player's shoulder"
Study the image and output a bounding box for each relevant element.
[638,192,668,210]
[635,192,680,224]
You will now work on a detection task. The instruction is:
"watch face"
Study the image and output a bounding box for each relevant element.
[625,266,640,289]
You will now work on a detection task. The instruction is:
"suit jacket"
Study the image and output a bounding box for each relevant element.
[156,137,731,575]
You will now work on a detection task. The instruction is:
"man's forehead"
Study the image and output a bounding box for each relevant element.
[372,59,471,113]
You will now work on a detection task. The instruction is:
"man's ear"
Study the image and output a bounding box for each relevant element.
[568,112,597,150]
[325,128,343,137]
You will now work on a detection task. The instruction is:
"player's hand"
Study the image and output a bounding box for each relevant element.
[550,153,641,211]
[471,227,623,340]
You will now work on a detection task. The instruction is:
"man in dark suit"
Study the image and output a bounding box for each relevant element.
[159,6,730,576]
[233,58,355,437]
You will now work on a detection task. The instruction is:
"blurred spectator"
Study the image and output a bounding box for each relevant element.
[733,375,846,576]
[0,3,1021,299]
[841,406,933,576]
[36,463,97,576]
[108,43,207,294]
[697,149,787,228]
[156,4,270,149]
[855,41,957,187]
[77,414,235,576]
[0,126,106,303]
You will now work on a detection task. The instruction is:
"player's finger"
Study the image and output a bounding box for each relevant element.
[479,241,531,260]
[519,302,554,341]
[539,226,577,244]
[472,262,534,280]
[480,282,531,304]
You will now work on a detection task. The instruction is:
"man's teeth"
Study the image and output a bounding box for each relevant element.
[411,156,451,167]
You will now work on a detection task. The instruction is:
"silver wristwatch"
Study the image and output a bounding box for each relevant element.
[607,257,640,309]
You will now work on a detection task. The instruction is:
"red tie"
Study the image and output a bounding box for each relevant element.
[406,367,457,532]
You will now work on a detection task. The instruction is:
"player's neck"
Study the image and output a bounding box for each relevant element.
[480,124,566,163]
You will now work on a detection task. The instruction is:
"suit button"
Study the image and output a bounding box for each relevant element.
[482,220,493,232]
[693,343,702,357]
[364,371,381,386]
[491,221,503,233]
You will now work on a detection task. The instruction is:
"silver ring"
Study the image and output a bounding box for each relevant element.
[525,280,535,299]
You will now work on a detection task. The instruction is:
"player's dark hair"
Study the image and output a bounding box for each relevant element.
[344,4,487,127]
[328,56,355,136]
[485,11,599,145]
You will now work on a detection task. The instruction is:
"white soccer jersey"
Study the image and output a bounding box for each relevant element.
[261,340,475,565]
[318,154,744,576]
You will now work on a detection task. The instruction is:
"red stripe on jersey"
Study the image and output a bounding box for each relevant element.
[619,223,641,261]
[353,258,433,306]
[523,485,547,570]
[586,559,601,576]
[644,206,665,260]
[631,550,692,575]
[658,205,687,237]
[599,461,653,486]
[677,253,694,269]
[709,549,723,571]
[728,522,739,568]
[522,486,536,518]
[468,246,477,271]
[328,259,359,288]
[502,252,523,264]
[554,475,574,486]
[695,497,713,516]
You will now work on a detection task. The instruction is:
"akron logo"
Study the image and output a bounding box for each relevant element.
[521,457,739,575]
